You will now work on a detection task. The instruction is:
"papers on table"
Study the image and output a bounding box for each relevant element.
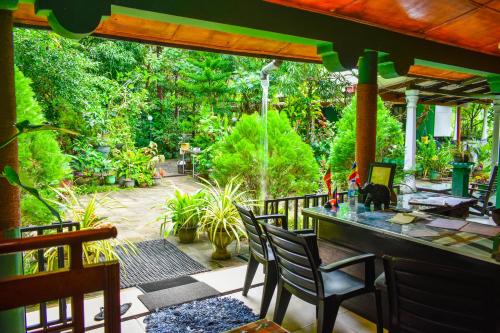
[408,196,473,207]
[387,213,416,224]
[424,218,500,237]
[461,223,500,237]
[426,218,468,230]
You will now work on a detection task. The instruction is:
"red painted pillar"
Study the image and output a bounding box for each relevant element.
[0,9,25,333]
[355,51,378,184]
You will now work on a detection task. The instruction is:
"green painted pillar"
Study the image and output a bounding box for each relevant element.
[355,50,378,184]
[0,8,25,333]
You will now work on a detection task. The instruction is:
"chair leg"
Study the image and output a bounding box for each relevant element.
[374,289,383,333]
[273,282,292,325]
[242,254,259,296]
[259,262,278,319]
[317,299,339,333]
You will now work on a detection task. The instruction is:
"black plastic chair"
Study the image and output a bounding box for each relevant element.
[234,204,318,319]
[383,256,497,333]
[262,223,383,333]
[469,165,498,216]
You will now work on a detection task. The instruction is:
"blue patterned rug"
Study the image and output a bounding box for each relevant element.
[144,297,259,333]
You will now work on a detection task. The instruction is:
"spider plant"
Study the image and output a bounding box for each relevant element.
[197,177,255,259]
[25,186,137,273]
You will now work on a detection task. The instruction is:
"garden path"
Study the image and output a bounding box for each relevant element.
[86,174,248,269]
[91,175,201,243]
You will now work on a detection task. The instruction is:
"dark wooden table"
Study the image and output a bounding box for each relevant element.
[303,203,500,324]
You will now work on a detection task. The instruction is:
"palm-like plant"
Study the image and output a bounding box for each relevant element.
[197,177,255,257]
[25,186,136,273]
[160,190,205,240]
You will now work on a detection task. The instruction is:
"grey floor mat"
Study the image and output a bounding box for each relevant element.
[138,275,197,293]
[117,239,209,288]
[138,281,220,311]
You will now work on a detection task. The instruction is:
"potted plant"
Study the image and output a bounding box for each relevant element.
[197,178,254,260]
[161,190,204,244]
[453,143,471,163]
[153,171,162,186]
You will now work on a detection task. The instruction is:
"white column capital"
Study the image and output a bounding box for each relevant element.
[405,89,419,107]
[493,95,500,114]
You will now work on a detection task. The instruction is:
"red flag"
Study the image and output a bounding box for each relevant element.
[323,168,332,197]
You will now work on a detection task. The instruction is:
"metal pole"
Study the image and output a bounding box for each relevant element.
[0,8,25,333]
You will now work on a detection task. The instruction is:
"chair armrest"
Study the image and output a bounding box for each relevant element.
[255,214,288,230]
[318,254,375,273]
[292,229,315,235]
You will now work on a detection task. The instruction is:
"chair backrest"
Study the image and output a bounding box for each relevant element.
[368,162,396,190]
[234,203,271,263]
[383,256,497,333]
[262,223,323,300]
[487,165,498,193]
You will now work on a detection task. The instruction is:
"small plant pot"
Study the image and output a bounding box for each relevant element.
[492,209,500,226]
[104,175,116,185]
[429,170,441,182]
[153,177,162,186]
[117,177,125,186]
[123,179,135,188]
[208,230,234,260]
[178,227,197,244]
[96,145,111,155]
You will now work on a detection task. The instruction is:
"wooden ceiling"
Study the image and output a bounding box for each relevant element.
[379,76,493,105]
[11,2,492,84]
[266,0,500,57]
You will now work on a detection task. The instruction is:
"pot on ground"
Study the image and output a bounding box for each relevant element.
[153,176,162,186]
[96,145,111,155]
[429,170,441,182]
[178,227,197,244]
[104,175,116,185]
[123,179,135,188]
[208,229,234,260]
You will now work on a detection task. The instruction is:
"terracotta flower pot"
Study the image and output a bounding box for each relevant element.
[178,227,197,244]
[208,229,234,260]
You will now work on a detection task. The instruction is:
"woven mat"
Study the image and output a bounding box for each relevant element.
[117,239,208,288]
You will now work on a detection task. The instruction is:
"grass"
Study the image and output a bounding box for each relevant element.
[73,182,132,195]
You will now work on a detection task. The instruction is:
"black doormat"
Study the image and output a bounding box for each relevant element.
[138,281,220,311]
[117,239,209,288]
[138,275,197,293]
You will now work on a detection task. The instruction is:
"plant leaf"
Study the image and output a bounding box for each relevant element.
[0,121,79,150]
[2,165,63,224]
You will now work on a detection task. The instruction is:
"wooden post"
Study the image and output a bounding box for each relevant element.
[456,106,462,145]
[356,50,378,184]
[0,8,25,333]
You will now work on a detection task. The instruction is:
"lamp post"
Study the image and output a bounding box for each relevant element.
[147,115,153,143]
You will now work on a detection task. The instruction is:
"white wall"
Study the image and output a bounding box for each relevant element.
[434,105,453,137]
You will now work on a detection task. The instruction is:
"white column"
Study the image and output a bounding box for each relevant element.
[481,108,488,142]
[403,90,419,192]
[492,96,500,166]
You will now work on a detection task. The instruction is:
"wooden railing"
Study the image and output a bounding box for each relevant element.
[21,222,80,332]
[0,227,121,333]
[264,192,347,231]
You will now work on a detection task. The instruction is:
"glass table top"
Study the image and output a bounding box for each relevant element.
[303,201,500,266]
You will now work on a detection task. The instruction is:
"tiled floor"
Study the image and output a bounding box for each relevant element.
[28,265,380,333]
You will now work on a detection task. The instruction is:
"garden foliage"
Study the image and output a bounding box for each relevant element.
[211,111,319,199]
[329,96,404,187]
[15,67,70,225]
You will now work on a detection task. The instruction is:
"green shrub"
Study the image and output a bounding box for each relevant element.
[15,67,70,225]
[211,111,319,199]
[329,96,404,187]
